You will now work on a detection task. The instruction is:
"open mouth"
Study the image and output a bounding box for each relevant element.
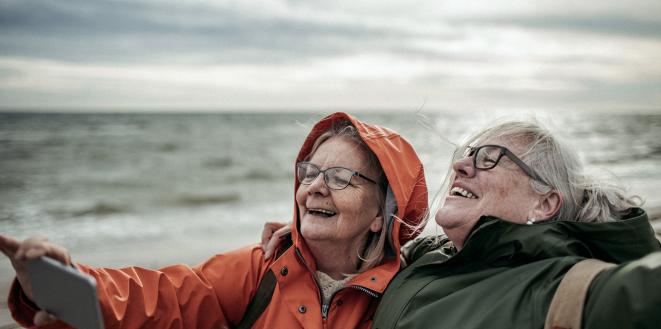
[450,187,478,199]
[308,208,337,217]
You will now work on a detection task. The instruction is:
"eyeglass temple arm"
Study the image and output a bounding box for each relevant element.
[354,172,377,185]
[502,149,549,185]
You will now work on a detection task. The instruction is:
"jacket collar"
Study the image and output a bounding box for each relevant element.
[465,208,659,265]
[417,208,660,271]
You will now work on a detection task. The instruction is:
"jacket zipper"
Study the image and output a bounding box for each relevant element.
[295,248,382,320]
[294,248,324,308]
[320,286,381,319]
[348,285,380,298]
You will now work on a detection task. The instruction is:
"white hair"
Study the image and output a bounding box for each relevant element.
[460,119,640,222]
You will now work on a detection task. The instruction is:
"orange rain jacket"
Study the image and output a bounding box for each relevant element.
[9,112,428,329]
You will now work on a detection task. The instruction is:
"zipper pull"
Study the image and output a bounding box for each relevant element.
[321,304,329,319]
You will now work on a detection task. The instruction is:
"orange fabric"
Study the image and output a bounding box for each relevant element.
[9,112,428,329]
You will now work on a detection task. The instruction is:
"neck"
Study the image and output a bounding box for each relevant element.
[306,238,366,280]
[443,225,473,251]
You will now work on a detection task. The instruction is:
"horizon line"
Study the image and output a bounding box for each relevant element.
[2,106,661,115]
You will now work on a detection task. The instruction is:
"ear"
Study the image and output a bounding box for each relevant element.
[529,190,563,222]
[369,215,384,233]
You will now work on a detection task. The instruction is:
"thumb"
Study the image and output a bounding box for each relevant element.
[264,226,291,260]
[0,234,21,258]
[34,310,58,327]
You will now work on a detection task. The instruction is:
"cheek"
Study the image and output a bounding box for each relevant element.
[360,187,381,211]
[485,170,528,199]
[496,182,510,200]
[483,175,536,219]
[335,194,359,214]
[342,189,378,217]
[295,187,307,207]
[479,175,516,210]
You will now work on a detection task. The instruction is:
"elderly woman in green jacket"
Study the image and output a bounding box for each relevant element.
[264,119,661,328]
[372,120,661,329]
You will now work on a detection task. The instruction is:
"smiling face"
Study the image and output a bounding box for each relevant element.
[296,136,383,247]
[435,137,541,240]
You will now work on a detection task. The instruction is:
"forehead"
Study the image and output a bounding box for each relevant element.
[309,137,370,170]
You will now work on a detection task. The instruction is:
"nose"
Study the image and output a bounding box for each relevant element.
[452,155,475,178]
[306,172,330,196]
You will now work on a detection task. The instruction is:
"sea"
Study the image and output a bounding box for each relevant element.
[1,110,661,285]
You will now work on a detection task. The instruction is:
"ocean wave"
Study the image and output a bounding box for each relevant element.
[227,169,285,183]
[0,176,24,189]
[243,169,275,180]
[649,145,661,157]
[174,193,240,206]
[0,213,17,222]
[47,202,129,218]
[158,142,178,152]
[203,157,233,168]
[588,146,661,164]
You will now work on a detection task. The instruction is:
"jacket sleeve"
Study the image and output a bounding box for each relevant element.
[583,251,661,329]
[8,244,270,329]
[400,235,450,265]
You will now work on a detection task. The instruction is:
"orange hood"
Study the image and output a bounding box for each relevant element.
[291,112,428,267]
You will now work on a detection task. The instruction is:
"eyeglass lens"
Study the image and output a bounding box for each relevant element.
[474,146,503,169]
[297,163,354,189]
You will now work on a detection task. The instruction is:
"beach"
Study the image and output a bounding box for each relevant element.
[2,111,661,328]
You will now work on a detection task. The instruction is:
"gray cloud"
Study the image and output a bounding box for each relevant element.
[0,0,401,64]
[466,15,661,39]
[1,0,660,111]
[4,0,659,66]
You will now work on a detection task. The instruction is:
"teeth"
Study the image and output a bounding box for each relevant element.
[309,208,337,216]
[450,187,477,199]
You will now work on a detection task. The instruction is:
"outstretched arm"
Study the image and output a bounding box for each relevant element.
[584,251,661,329]
[3,233,270,329]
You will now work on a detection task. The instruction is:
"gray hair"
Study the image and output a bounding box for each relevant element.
[459,119,639,222]
[304,120,389,272]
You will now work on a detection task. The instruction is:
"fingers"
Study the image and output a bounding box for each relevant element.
[15,236,49,261]
[2,235,71,303]
[14,236,71,265]
[263,225,292,260]
[0,234,21,258]
[261,222,287,248]
[33,310,58,327]
[274,226,292,240]
[263,238,277,260]
[48,243,73,266]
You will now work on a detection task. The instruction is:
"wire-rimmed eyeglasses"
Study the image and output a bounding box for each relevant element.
[296,162,377,190]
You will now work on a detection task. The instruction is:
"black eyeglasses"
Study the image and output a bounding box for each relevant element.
[296,162,377,190]
[457,144,549,185]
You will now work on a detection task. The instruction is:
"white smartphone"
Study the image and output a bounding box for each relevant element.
[25,256,105,329]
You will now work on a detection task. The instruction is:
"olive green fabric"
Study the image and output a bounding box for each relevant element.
[373,208,661,329]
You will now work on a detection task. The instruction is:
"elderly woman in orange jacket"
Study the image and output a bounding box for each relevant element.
[0,112,428,329]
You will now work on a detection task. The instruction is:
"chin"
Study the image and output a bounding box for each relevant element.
[435,209,476,230]
[300,224,333,242]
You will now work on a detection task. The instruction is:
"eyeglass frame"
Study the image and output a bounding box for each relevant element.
[460,144,550,186]
[295,162,378,190]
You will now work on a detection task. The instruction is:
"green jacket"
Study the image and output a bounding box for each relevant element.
[373,208,661,329]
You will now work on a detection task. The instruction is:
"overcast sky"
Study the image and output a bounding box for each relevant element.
[1,0,660,112]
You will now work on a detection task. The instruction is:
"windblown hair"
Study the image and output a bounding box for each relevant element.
[457,119,640,222]
[304,120,389,272]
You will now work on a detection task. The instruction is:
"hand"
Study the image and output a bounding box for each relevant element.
[0,234,71,326]
[260,221,291,260]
